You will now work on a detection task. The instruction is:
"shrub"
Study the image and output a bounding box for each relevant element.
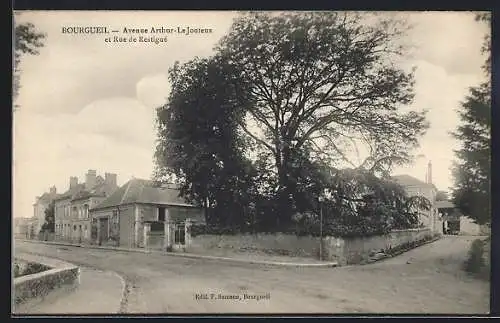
[13,261,51,278]
[464,239,485,275]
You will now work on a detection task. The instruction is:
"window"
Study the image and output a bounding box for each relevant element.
[158,207,166,222]
[151,222,164,232]
[73,225,77,231]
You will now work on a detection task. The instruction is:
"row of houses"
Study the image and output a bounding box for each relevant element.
[29,169,206,251]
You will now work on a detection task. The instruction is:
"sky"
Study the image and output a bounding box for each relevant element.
[13,11,490,219]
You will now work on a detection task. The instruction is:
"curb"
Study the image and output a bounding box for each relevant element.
[16,239,151,254]
[160,252,339,268]
[16,239,338,268]
[364,235,442,265]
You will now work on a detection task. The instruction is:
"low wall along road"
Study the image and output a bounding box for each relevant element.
[188,228,438,265]
[13,253,80,310]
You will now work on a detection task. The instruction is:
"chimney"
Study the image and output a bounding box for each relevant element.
[86,169,97,190]
[105,172,117,188]
[426,161,433,184]
[49,186,57,195]
[69,176,78,189]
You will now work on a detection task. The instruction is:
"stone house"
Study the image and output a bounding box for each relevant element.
[392,161,441,233]
[89,178,205,250]
[54,170,118,243]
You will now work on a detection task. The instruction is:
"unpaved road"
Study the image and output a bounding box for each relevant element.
[13,235,489,314]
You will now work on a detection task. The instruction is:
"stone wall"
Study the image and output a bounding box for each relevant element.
[340,228,433,265]
[13,254,80,308]
[188,233,333,259]
[146,231,165,250]
[189,228,434,265]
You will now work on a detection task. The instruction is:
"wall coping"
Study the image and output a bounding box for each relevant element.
[14,266,77,286]
[194,228,431,239]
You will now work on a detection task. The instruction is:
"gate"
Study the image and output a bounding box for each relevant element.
[99,218,109,244]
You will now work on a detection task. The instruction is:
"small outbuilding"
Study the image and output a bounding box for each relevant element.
[90,178,205,250]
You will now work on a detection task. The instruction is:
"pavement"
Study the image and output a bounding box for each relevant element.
[13,253,124,315]
[13,235,490,314]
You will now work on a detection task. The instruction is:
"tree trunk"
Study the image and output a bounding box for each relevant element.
[276,148,294,230]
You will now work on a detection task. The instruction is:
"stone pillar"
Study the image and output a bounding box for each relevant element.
[164,210,173,250]
[134,205,140,247]
[143,222,151,249]
[185,218,193,248]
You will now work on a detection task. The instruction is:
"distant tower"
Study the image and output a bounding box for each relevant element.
[426,161,433,184]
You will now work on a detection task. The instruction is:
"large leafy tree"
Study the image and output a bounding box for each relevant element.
[154,57,258,229]
[216,12,428,226]
[451,13,491,225]
[13,15,46,108]
[292,164,431,237]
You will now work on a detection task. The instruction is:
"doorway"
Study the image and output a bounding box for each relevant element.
[174,223,185,245]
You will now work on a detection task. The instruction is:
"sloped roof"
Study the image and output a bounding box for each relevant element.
[71,180,117,201]
[37,191,62,203]
[54,179,118,203]
[92,178,196,210]
[391,175,436,189]
[435,200,456,209]
[55,183,86,201]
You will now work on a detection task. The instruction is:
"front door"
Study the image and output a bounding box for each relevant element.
[99,218,109,243]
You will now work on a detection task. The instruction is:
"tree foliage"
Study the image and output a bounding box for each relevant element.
[13,17,46,107]
[154,57,258,229]
[41,200,55,233]
[294,166,430,235]
[155,12,430,234]
[451,14,491,225]
[215,12,428,225]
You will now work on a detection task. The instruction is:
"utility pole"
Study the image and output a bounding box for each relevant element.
[318,196,324,261]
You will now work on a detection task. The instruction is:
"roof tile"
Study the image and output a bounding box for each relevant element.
[93,178,195,210]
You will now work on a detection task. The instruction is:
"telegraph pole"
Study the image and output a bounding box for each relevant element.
[318,196,324,261]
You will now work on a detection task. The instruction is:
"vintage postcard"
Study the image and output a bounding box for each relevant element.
[12,10,491,315]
